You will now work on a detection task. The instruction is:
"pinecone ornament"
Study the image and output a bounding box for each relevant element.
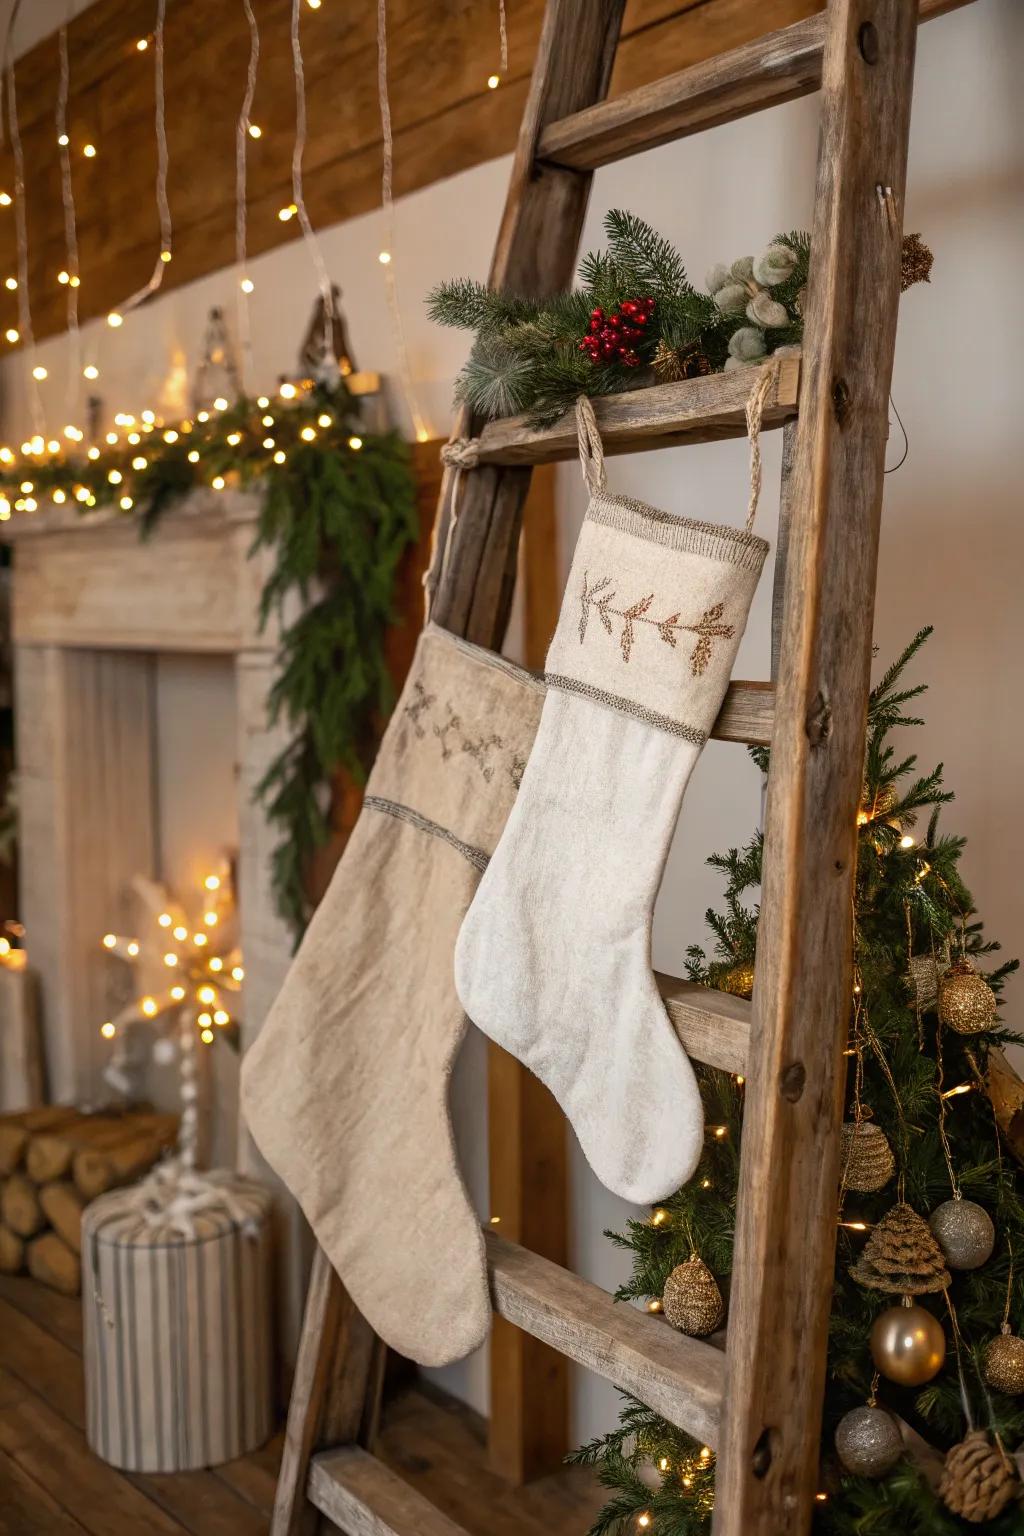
[662,1257,725,1337]
[840,1119,895,1194]
[939,1430,1018,1524]
[850,1203,951,1294]
[938,958,997,1035]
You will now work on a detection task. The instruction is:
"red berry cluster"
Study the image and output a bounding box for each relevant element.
[578,296,656,367]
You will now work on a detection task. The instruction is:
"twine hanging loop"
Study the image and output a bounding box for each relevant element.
[576,395,607,496]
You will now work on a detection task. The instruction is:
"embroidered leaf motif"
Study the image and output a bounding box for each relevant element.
[577,581,736,673]
[579,572,614,644]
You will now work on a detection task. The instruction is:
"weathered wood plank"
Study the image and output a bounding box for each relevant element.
[658,977,750,1075]
[715,3,919,1532]
[539,0,974,168]
[712,681,774,745]
[485,1231,724,1446]
[473,358,801,466]
[309,1446,472,1536]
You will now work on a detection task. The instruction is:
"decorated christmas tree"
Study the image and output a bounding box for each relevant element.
[571,628,1024,1532]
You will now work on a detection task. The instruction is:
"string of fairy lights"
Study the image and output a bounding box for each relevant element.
[0,0,513,506]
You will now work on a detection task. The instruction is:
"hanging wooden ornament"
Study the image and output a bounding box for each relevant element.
[834,1404,903,1478]
[928,1198,995,1271]
[937,958,997,1035]
[850,1203,951,1294]
[869,1301,945,1386]
[661,1256,725,1337]
[839,1118,895,1194]
[939,1430,1018,1524]
[984,1328,1024,1395]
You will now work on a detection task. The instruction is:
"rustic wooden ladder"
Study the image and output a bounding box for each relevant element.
[269,2,969,1532]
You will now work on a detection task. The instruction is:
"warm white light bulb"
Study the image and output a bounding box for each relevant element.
[300,426,316,441]
[83,143,97,158]
[211,475,226,491]
[273,450,286,464]
[487,74,500,89]
[278,204,297,222]
[107,311,123,328]
[213,1009,229,1026]
[198,985,216,1005]
[158,913,172,927]
[226,431,241,445]
[4,328,18,343]
[101,1021,116,1038]
[57,271,69,285]
[247,123,262,139]
[317,413,332,427]
[378,250,391,265]
[136,37,148,51]
[256,396,270,409]
[213,396,228,411]
[0,193,11,206]
[57,133,70,148]
[240,277,254,294]
[163,952,178,967]
[4,276,16,290]
[108,469,122,484]
[348,435,363,451]
[232,966,245,982]
[140,996,157,1016]
[32,365,47,381]
[170,985,185,1001]
[262,437,275,450]
[279,382,297,399]
[83,363,99,380]
[126,940,140,957]
[173,925,188,942]
[102,933,117,949]
[187,449,200,462]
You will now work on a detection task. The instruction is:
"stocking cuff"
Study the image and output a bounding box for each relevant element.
[546,493,768,739]
[366,625,544,862]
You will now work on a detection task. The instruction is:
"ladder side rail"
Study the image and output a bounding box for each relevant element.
[272,1248,380,1536]
[428,0,628,646]
[714,3,918,1533]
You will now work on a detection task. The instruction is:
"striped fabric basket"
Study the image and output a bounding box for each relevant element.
[82,1169,274,1472]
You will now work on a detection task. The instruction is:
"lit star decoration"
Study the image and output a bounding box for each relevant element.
[98,865,243,1165]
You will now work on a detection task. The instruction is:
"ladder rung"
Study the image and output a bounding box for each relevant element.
[473,358,800,466]
[537,0,972,172]
[308,1445,471,1536]
[485,1231,724,1446]
[712,681,773,745]
[658,976,750,1075]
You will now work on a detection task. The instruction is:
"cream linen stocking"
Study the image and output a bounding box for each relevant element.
[455,487,767,1205]
[241,625,543,1367]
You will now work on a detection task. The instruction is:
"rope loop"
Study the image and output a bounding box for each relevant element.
[744,354,784,532]
[439,436,481,470]
[576,394,607,496]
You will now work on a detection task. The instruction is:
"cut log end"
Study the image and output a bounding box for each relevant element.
[1,1172,45,1238]
[27,1231,81,1296]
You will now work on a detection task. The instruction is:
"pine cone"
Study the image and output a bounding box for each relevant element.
[939,1430,1018,1524]
[850,1203,951,1294]
[901,233,934,292]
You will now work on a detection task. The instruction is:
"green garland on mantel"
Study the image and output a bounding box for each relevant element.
[0,379,418,938]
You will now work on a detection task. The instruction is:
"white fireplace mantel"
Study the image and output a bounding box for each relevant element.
[5,490,309,1350]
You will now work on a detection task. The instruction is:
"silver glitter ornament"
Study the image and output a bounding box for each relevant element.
[834,1405,904,1478]
[929,1198,995,1271]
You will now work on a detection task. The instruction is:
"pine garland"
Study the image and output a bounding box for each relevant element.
[571,628,1023,1534]
[0,380,418,937]
[429,213,929,427]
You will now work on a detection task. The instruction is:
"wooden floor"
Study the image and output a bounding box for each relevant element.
[0,1274,607,1535]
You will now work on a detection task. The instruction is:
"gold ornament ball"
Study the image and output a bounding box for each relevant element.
[928,1198,995,1271]
[834,1405,903,1478]
[720,962,755,999]
[661,1257,725,1337]
[937,959,997,1035]
[984,1330,1024,1395]
[870,1302,945,1387]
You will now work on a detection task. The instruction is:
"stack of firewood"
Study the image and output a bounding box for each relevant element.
[0,1106,178,1294]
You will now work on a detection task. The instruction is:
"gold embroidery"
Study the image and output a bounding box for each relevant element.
[578,572,735,676]
[404,690,524,788]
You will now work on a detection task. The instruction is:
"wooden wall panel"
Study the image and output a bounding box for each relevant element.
[0,0,826,350]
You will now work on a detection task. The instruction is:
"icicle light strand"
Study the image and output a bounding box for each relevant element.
[110,0,171,322]
[376,0,429,441]
[57,19,82,415]
[290,0,335,362]
[3,2,43,435]
[235,0,260,391]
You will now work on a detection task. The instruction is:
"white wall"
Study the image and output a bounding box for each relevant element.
[2,0,1020,1447]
